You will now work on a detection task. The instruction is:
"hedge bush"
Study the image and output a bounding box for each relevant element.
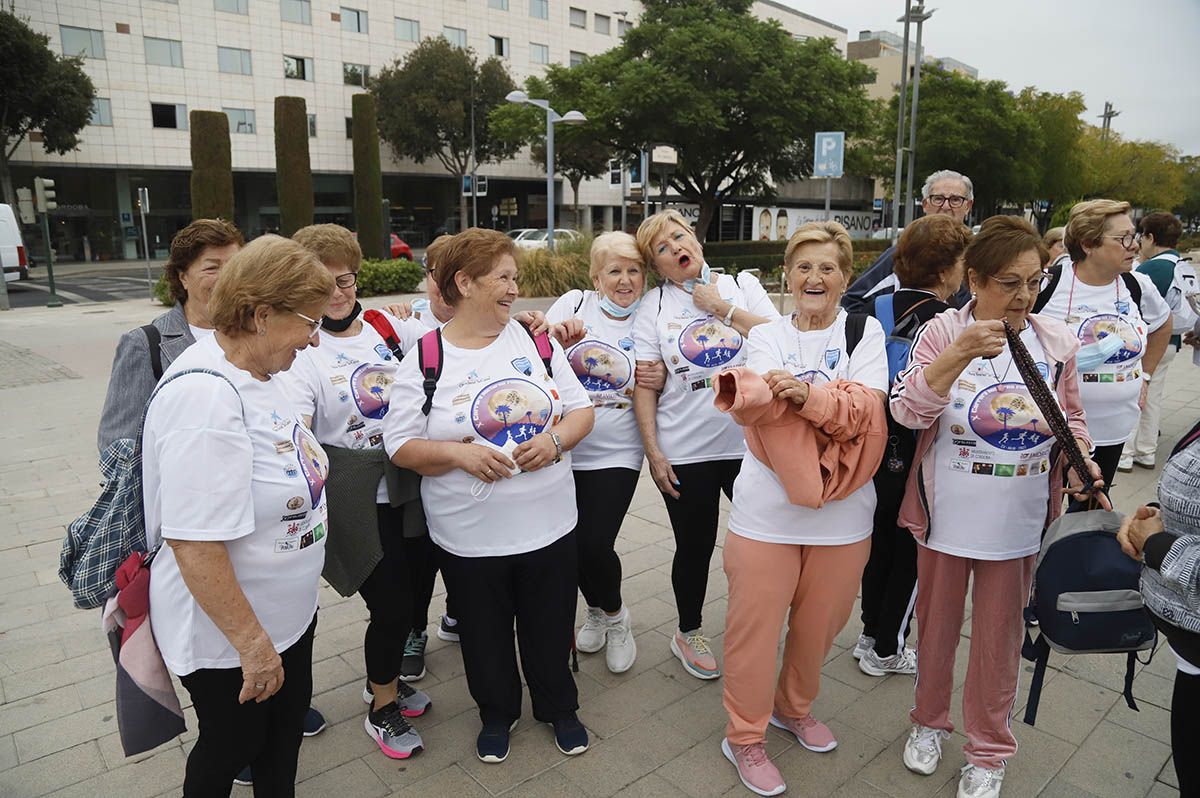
[358,258,424,297]
[153,274,172,306]
[189,111,234,220]
[275,96,314,237]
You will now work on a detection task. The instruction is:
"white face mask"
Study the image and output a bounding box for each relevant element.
[1076,332,1124,371]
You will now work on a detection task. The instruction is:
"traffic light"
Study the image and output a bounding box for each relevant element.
[34,177,57,212]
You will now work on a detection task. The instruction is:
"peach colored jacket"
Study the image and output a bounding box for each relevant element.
[713,368,887,508]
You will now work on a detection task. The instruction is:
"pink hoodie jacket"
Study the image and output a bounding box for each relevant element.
[889,304,1092,543]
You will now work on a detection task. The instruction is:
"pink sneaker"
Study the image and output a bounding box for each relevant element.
[670,629,720,680]
[769,712,838,752]
[721,738,786,796]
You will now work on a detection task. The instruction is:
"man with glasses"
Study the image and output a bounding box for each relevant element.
[843,170,975,313]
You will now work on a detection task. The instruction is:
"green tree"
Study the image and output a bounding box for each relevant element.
[1174,155,1200,229]
[352,93,384,259]
[274,96,313,237]
[0,9,96,207]
[490,73,611,231]
[190,111,234,220]
[558,0,874,240]
[372,37,519,231]
[1015,88,1086,231]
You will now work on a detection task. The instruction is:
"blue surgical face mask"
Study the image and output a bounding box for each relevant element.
[680,262,712,294]
[1076,332,1124,371]
[598,292,641,318]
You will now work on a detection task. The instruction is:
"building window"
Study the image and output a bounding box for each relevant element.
[214,0,247,12]
[283,54,313,80]
[443,26,467,48]
[151,102,187,130]
[489,35,509,58]
[618,19,633,36]
[60,26,105,59]
[489,0,509,8]
[395,17,420,42]
[345,117,354,139]
[281,0,311,24]
[217,46,252,75]
[343,62,370,86]
[529,0,548,19]
[530,42,549,64]
[224,107,256,134]
[90,98,113,126]
[144,37,184,67]
[341,7,368,33]
[569,50,586,67]
[569,7,586,28]
[308,114,317,137]
[594,13,610,34]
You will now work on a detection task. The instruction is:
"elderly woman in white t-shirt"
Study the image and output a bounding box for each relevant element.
[385,228,594,764]
[718,221,889,797]
[891,216,1107,798]
[143,236,334,796]
[632,210,780,682]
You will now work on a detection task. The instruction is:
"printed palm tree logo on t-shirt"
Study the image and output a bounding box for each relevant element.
[293,425,330,507]
[678,318,742,368]
[1077,314,1142,363]
[968,383,1052,452]
[350,364,395,419]
[567,340,632,392]
[471,379,553,447]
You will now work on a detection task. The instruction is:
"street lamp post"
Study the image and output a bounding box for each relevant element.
[890,0,913,243]
[506,90,586,251]
[902,4,935,228]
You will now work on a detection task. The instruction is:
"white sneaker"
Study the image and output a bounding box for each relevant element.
[576,607,606,654]
[605,611,637,673]
[852,633,875,660]
[903,724,947,776]
[859,646,917,677]
[1117,455,1134,473]
[957,764,1004,798]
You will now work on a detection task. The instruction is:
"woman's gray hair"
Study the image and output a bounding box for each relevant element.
[921,170,974,200]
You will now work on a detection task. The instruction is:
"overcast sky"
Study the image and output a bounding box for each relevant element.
[784,0,1200,157]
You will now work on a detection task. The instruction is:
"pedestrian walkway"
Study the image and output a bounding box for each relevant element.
[0,296,1195,798]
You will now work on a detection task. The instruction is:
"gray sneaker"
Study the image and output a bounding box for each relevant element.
[362,679,432,718]
[852,633,875,660]
[365,702,423,759]
[858,646,917,677]
[577,607,606,653]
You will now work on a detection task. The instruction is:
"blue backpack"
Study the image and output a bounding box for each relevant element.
[873,293,937,385]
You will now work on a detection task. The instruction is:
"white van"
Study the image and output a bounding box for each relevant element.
[0,204,29,284]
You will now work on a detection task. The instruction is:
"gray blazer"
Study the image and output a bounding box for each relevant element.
[97,302,197,453]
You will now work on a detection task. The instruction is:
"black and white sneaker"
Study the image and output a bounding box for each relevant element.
[437,614,460,643]
[362,679,432,718]
[365,702,423,760]
[401,630,428,681]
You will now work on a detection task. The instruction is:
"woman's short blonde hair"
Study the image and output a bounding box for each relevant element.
[435,228,518,306]
[784,221,854,281]
[636,210,697,266]
[1042,226,1065,249]
[1065,199,1131,262]
[589,232,643,280]
[209,235,335,336]
[291,223,363,272]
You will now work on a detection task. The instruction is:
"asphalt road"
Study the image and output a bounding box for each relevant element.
[2,262,164,308]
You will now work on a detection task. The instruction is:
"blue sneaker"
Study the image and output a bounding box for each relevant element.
[476,719,517,764]
[401,630,428,681]
[302,706,327,736]
[550,714,589,756]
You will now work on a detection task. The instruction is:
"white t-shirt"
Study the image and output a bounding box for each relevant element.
[632,273,781,464]
[410,299,447,331]
[279,312,425,502]
[728,311,889,546]
[188,324,215,342]
[546,290,643,471]
[1039,264,1171,445]
[925,323,1056,560]
[383,320,591,557]
[143,335,329,675]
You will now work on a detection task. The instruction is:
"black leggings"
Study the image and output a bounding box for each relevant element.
[357,504,412,686]
[1174,669,1200,797]
[179,616,316,798]
[859,522,918,657]
[660,458,741,633]
[403,533,442,631]
[573,467,641,613]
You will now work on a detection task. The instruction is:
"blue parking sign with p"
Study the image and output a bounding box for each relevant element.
[813,131,845,178]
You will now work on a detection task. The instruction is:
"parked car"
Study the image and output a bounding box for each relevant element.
[0,204,29,283]
[352,231,413,261]
[513,228,583,249]
[506,228,536,241]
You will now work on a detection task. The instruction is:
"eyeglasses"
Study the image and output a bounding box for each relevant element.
[420,253,436,276]
[294,311,324,338]
[1104,233,1140,250]
[988,272,1048,296]
[333,272,357,289]
[789,262,841,277]
[926,194,969,209]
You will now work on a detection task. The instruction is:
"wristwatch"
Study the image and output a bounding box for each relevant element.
[548,431,563,463]
[722,304,737,326]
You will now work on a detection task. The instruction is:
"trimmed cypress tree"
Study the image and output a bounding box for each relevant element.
[275,97,314,237]
[352,93,384,260]
[189,110,234,220]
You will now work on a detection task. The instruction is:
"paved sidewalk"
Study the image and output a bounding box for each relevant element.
[1,296,1197,798]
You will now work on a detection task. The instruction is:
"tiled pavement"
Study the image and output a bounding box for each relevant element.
[1,295,1197,798]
